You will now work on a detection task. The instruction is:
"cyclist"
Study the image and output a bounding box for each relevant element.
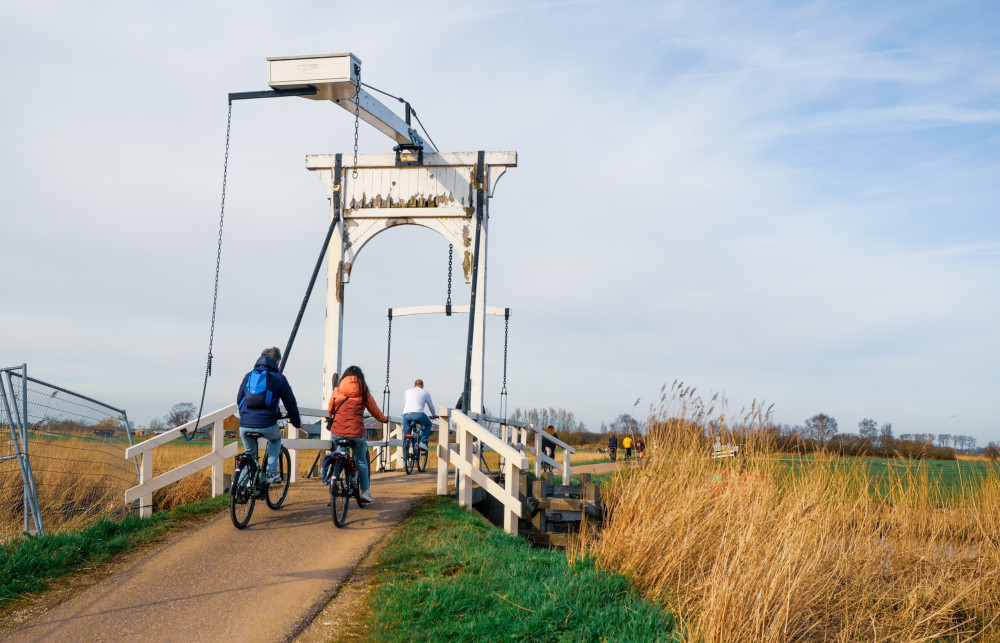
[608,433,618,461]
[328,365,386,504]
[542,425,557,460]
[402,379,436,451]
[237,347,301,484]
[635,435,646,464]
[623,434,634,461]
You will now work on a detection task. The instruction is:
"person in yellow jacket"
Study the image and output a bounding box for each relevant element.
[622,435,634,461]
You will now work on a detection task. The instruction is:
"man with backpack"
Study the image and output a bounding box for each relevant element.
[237,347,301,484]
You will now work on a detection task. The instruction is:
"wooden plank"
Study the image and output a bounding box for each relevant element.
[126,403,237,457]
[546,511,582,522]
[306,151,518,170]
[537,498,584,512]
[125,443,238,503]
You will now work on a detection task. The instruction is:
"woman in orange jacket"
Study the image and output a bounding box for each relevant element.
[327,365,387,504]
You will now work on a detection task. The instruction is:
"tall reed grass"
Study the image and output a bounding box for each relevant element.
[583,383,1000,642]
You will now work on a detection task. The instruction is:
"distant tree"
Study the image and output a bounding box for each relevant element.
[610,413,641,434]
[164,402,196,429]
[937,433,951,448]
[858,418,878,442]
[986,442,1000,462]
[805,414,838,445]
[879,422,894,449]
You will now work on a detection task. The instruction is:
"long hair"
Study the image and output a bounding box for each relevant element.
[341,365,368,400]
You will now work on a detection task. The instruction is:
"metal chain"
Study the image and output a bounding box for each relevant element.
[500,312,509,423]
[189,99,233,440]
[384,314,392,395]
[352,64,361,178]
[446,244,453,306]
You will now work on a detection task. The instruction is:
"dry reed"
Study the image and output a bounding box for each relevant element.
[583,383,1000,642]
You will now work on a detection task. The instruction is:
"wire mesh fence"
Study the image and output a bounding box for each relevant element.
[1,365,138,541]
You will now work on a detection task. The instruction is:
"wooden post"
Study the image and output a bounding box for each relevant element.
[211,418,225,496]
[140,452,152,517]
[504,458,519,534]
[458,421,474,508]
[563,447,572,483]
[437,407,451,495]
[534,431,542,478]
[287,423,298,483]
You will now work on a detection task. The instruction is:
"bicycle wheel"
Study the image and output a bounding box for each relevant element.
[230,466,256,529]
[330,459,349,528]
[265,447,291,509]
[404,437,415,475]
[417,441,428,472]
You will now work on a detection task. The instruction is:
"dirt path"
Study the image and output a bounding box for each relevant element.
[5,471,437,643]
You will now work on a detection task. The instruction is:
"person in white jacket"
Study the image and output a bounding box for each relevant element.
[402,379,436,450]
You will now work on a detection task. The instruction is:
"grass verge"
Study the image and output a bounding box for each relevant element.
[0,494,229,607]
[366,495,679,642]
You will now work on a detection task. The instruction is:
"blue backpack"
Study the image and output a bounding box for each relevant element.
[240,366,275,411]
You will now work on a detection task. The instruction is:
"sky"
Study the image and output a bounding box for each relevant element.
[1,1,998,444]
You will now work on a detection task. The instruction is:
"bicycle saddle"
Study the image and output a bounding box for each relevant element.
[334,438,354,447]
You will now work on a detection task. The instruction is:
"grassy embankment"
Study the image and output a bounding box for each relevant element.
[0,494,228,608]
[584,384,1000,642]
[364,495,679,642]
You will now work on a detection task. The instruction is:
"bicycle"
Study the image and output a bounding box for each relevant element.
[403,419,429,475]
[325,438,369,528]
[230,432,291,529]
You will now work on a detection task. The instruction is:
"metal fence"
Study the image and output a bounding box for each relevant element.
[1,364,138,541]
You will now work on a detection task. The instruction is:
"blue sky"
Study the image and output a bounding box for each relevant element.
[1,1,998,443]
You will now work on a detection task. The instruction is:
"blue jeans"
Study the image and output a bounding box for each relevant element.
[335,435,370,492]
[240,424,282,477]
[403,412,432,444]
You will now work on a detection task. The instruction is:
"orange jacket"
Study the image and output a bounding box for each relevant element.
[327,375,387,438]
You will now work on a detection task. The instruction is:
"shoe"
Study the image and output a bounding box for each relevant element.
[360,490,373,503]
[265,473,282,485]
[418,442,428,451]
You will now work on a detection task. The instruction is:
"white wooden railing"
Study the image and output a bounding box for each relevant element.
[435,409,576,534]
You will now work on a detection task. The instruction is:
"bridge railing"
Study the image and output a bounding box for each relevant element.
[438,408,529,533]
[466,412,575,480]
[124,404,409,517]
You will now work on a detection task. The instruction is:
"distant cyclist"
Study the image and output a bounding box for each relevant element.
[623,434,634,461]
[237,347,301,485]
[608,433,618,461]
[402,379,436,451]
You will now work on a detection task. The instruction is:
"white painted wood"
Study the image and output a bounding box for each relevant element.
[504,459,519,532]
[126,443,239,504]
[323,196,345,428]
[126,404,238,457]
[211,418,225,497]
[345,205,470,219]
[437,407,451,495]
[387,305,509,318]
[139,452,152,518]
[450,456,523,518]
[267,53,359,100]
[470,202,488,415]
[306,151,517,170]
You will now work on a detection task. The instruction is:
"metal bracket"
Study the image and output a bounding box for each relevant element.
[394,143,424,167]
[228,86,319,102]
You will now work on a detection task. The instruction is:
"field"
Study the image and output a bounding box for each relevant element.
[583,387,1000,642]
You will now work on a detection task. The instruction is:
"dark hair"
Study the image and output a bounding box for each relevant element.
[261,347,281,363]
[342,365,368,399]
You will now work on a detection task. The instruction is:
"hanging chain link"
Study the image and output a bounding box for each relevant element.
[384,315,392,394]
[446,244,453,306]
[352,64,361,178]
[189,100,233,440]
[500,313,510,423]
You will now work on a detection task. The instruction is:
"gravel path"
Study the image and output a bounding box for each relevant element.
[6,471,436,643]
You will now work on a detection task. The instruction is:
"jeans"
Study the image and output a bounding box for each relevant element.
[335,435,370,492]
[403,412,432,444]
[240,424,282,477]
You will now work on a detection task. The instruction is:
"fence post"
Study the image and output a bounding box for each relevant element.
[534,431,542,478]
[211,418,225,496]
[458,419,474,508]
[437,407,451,495]
[139,452,153,517]
[287,423,298,483]
[503,458,519,534]
[563,448,572,482]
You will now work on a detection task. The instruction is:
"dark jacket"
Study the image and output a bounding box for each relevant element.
[237,356,301,428]
[609,435,618,449]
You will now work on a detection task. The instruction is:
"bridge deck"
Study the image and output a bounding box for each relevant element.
[6,472,436,643]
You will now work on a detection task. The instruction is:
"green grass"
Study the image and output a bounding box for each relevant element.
[0,494,229,607]
[766,455,1000,504]
[367,496,679,642]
